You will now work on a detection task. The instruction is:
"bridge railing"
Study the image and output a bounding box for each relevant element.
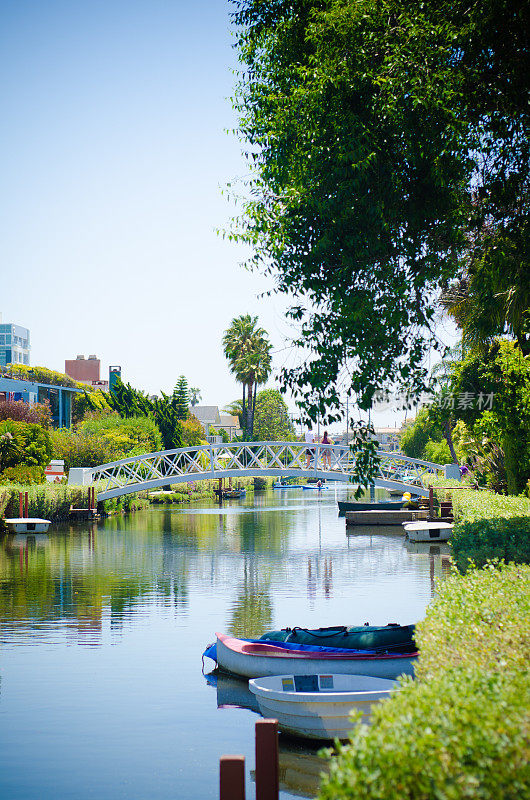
[77,442,444,500]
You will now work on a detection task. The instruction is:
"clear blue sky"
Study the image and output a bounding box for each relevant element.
[1,0,455,430]
[1,0,298,409]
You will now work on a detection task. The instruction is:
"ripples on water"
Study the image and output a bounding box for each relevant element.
[0,488,450,799]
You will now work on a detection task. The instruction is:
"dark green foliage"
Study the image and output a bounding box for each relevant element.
[107,378,182,451]
[230,0,530,423]
[451,517,530,573]
[400,408,443,460]
[319,563,530,800]
[173,376,189,420]
[108,379,153,418]
[442,341,530,493]
[348,424,380,499]
[151,393,183,450]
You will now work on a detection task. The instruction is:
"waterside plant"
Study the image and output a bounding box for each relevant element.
[319,563,530,800]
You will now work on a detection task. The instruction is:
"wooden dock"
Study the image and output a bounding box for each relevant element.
[345,509,429,527]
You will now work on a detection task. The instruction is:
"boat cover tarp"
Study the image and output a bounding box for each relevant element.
[259,624,415,651]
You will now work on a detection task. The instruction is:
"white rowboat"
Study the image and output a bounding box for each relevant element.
[249,673,398,740]
[403,521,453,542]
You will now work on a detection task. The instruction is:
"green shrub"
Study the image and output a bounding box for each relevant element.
[319,564,530,800]
[51,428,116,468]
[1,465,45,484]
[0,420,52,470]
[451,517,530,572]
[423,437,451,464]
[77,412,162,454]
[51,412,162,468]
[430,487,530,571]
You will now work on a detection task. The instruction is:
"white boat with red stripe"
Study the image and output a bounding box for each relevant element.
[213,633,417,680]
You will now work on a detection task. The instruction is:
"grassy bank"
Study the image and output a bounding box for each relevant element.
[0,483,149,523]
[0,475,275,523]
[147,475,273,505]
[319,562,530,800]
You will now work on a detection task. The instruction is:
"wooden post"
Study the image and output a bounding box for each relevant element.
[255,719,279,800]
[19,492,23,517]
[429,486,434,518]
[220,755,245,800]
[24,492,29,519]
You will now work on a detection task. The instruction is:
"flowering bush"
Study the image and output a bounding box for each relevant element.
[0,400,52,427]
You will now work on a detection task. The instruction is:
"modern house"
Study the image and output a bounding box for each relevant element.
[0,375,82,428]
[0,313,30,367]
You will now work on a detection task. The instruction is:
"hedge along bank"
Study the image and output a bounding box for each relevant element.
[434,483,530,571]
[0,483,148,524]
[318,563,530,800]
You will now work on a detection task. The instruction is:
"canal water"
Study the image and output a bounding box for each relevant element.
[0,487,450,800]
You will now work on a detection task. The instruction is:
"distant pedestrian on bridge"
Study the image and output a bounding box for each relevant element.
[321,430,333,469]
[304,429,315,468]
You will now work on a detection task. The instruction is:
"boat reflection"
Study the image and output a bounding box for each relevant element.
[207,673,351,798]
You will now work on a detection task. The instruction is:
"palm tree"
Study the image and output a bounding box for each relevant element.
[223,400,244,429]
[189,387,201,407]
[234,342,272,438]
[223,315,272,438]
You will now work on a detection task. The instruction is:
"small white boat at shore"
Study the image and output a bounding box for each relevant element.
[3,518,51,534]
[249,673,397,740]
[403,521,453,543]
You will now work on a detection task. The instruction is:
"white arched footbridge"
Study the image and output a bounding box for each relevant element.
[68,442,444,501]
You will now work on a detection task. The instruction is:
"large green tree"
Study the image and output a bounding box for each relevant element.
[173,376,190,420]
[442,340,530,494]
[229,0,530,420]
[253,389,295,441]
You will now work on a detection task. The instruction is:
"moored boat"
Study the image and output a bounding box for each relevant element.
[273,483,304,489]
[403,521,453,542]
[249,673,398,740]
[3,518,51,533]
[221,488,246,499]
[338,499,413,515]
[204,631,417,680]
